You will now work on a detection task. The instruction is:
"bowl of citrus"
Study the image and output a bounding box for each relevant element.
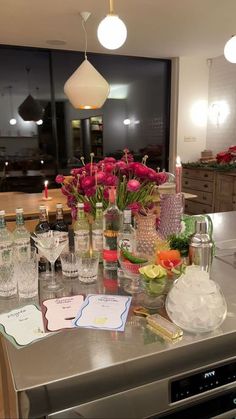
[139,264,168,309]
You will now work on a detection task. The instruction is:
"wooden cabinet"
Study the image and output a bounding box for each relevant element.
[183,167,236,214]
[214,173,236,212]
[183,168,215,214]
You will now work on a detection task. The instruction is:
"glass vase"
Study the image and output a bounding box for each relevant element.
[136,213,158,258]
[158,193,185,239]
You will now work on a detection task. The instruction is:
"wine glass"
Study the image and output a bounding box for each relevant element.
[33,231,68,291]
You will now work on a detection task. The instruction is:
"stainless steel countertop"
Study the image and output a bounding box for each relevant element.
[1,212,236,417]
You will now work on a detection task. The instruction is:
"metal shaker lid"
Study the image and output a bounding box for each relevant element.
[195,220,207,234]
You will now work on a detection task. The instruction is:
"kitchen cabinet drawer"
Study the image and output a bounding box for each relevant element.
[183,188,213,206]
[182,168,214,181]
[182,178,214,192]
[185,200,212,215]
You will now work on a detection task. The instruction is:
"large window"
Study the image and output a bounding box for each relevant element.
[0,45,171,191]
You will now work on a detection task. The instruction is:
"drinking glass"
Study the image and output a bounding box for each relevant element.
[0,245,16,298]
[33,231,68,291]
[60,251,79,278]
[77,252,99,284]
[15,247,38,298]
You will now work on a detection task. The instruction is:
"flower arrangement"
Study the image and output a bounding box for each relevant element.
[216,145,236,164]
[56,149,168,219]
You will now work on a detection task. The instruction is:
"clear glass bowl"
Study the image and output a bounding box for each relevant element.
[119,259,149,294]
[165,275,227,333]
[140,275,167,309]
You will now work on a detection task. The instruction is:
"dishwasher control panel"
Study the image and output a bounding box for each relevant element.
[171,361,236,402]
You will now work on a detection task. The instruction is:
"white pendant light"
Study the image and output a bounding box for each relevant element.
[224,35,236,63]
[64,12,110,109]
[97,0,127,50]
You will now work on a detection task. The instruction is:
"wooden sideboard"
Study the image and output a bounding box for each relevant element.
[182,167,236,214]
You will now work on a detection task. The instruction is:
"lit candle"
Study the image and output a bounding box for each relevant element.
[175,156,182,194]
[44,180,48,199]
[5,161,8,167]
[40,160,44,165]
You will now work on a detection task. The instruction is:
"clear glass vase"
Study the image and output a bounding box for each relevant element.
[158,193,185,239]
[136,213,158,258]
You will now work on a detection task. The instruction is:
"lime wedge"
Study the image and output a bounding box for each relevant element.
[149,281,166,294]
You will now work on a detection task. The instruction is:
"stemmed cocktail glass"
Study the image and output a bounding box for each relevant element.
[32,231,68,291]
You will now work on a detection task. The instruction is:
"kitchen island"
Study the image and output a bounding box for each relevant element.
[0,212,236,418]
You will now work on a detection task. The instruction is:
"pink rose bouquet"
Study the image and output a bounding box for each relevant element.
[56,149,168,219]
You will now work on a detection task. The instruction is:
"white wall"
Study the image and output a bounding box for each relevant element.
[206,55,236,154]
[176,57,209,163]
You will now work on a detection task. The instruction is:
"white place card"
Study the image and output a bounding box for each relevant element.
[73,294,132,332]
[42,295,84,332]
[0,304,51,348]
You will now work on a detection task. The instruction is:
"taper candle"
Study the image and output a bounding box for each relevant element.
[175,156,182,194]
[44,180,48,199]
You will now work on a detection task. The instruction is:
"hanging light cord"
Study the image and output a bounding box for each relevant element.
[26,66,31,94]
[109,0,114,14]
[8,86,13,115]
[81,18,88,60]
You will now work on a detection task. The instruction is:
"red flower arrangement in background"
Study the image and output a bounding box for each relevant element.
[216,145,236,164]
[56,149,167,219]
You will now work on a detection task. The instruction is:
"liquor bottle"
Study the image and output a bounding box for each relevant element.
[0,210,16,297]
[92,202,103,261]
[13,208,30,258]
[103,187,121,272]
[117,209,136,258]
[74,203,90,253]
[52,203,69,269]
[35,205,50,234]
[35,205,50,273]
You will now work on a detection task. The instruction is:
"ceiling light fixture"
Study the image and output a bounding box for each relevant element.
[64,12,110,109]
[224,35,236,63]
[18,67,44,121]
[8,86,17,125]
[97,0,127,50]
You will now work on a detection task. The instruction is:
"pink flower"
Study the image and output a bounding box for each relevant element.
[55,174,65,183]
[85,163,97,174]
[134,163,149,178]
[104,175,118,186]
[81,176,95,189]
[127,179,141,192]
[104,163,115,173]
[103,187,109,199]
[96,171,106,184]
[84,202,91,213]
[84,186,96,197]
[116,160,127,170]
[147,168,158,181]
[127,202,141,214]
[156,172,168,185]
[104,157,116,163]
[70,168,83,176]
[67,195,77,207]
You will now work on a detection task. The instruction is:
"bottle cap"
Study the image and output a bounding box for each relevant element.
[15,207,23,214]
[123,209,132,223]
[56,203,63,209]
[39,205,46,210]
[0,210,5,216]
[96,202,103,208]
[77,203,84,209]
[109,187,116,204]
[195,220,207,234]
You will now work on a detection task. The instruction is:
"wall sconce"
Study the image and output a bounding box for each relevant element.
[64,12,110,109]
[224,35,236,63]
[97,0,127,50]
[208,101,230,126]
[190,100,208,127]
[123,118,131,125]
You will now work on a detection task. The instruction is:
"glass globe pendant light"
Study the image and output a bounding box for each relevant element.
[64,12,110,109]
[97,0,127,50]
[224,35,236,63]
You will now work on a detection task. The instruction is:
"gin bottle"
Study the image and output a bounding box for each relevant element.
[92,202,103,261]
[74,203,90,253]
[13,208,30,258]
[52,203,69,268]
[35,205,50,234]
[0,210,16,297]
[103,187,121,271]
[117,209,136,258]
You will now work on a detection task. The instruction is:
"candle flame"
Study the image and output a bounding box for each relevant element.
[44,180,48,187]
[176,156,182,167]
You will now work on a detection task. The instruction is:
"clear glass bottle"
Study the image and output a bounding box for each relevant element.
[117,209,136,257]
[35,205,50,273]
[103,187,121,271]
[52,203,69,269]
[0,210,16,297]
[92,202,103,261]
[13,208,30,258]
[35,205,50,234]
[74,203,90,253]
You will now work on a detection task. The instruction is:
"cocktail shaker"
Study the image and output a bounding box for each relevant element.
[189,220,213,272]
